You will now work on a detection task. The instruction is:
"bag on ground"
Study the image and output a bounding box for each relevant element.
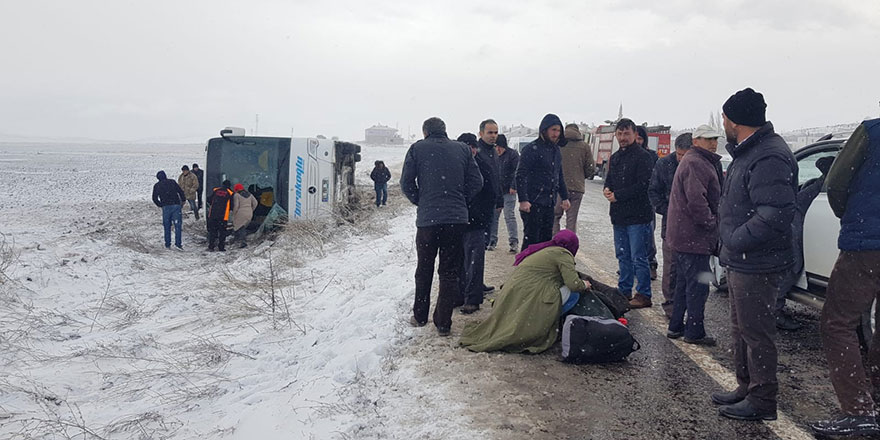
[561,315,640,363]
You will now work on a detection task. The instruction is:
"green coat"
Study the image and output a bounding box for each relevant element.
[460,246,587,353]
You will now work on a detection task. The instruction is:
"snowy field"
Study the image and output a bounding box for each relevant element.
[0,141,479,439]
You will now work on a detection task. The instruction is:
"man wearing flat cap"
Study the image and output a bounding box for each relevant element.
[711,88,798,422]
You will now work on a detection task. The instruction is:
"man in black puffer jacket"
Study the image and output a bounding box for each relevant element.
[515,113,570,249]
[711,88,798,423]
[603,118,656,309]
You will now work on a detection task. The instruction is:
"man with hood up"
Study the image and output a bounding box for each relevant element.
[553,123,595,235]
[515,114,570,250]
[231,183,258,248]
[151,170,186,250]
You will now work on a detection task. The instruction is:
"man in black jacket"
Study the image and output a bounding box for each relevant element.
[457,133,494,314]
[515,114,570,250]
[649,132,691,318]
[493,134,520,253]
[192,163,204,209]
[604,118,655,309]
[477,119,503,251]
[400,117,483,336]
[152,170,187,250]
[711,88,798,422]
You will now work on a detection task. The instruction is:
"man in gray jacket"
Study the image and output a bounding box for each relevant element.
[400,117,483,336]
[553,124,595,235]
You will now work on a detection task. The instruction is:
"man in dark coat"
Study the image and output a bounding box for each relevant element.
[711,88,798,422]
[665,125,723,346]
[493,134,521,253]
[207,180,234,252]
[477,119,503,251]
[192,163,204,209]
[152,170,186,250]
[515,114,570,250]
[637,126,660,279]
[649,132,691,318]
[400,117,483,336]
[457,133,495,314]
[810,118,880,437]
[369,160,392,207]
[604,118,655,309]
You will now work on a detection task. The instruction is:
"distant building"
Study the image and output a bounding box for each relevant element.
[365,124,404,145]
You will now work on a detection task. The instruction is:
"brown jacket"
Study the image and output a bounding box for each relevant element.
[666,147,722,255]
[232,191,258,230]
[560,126,595,194]
[178,171,199,201]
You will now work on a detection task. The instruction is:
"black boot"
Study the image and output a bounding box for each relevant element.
[718,399,776,421]
[776,313,803,331]
[810,415,880,437]
[711,390,746,405]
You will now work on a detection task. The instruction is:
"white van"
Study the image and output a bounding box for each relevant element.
[204,127,361,223]
[507,136,537,152]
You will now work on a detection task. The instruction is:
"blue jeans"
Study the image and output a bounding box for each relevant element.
[668,252,711,339]
[162,204,182,248]
[613,223,652,297]
[491,193,518,248]
[374,183,388,206]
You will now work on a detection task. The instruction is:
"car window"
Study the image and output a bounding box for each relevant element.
[796,149,838,188]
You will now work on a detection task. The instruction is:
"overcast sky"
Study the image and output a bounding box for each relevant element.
[2,0,879,143]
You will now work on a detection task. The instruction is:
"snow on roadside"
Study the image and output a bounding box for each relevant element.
[0,143,480,439]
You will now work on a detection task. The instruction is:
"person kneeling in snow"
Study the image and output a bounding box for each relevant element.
[231,183,258,248]
[459,230,590,353]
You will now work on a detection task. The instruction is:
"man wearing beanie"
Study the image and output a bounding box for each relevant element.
[649,132,692,318]
[515,114,571,249]
[711,88,798,422]
[493,134,521,253]
[553,123,595,235]
[400,117,483,336]
[603,118,656,309]
[456,133,494,315]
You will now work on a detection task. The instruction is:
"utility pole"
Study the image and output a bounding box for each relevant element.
[255,114,260,136]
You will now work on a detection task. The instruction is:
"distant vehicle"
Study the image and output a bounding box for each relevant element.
[204,127,362,224]
[507,136,537,153]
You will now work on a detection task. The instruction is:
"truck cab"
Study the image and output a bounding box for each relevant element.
[204,127,361,226]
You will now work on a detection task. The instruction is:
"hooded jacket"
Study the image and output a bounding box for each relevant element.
[719,122,798,273]
[559,126,595,194]
[232,190,258,230]
[666,147,722,255]
[515,114,569,207]
[370,165,392,185]
[400,132,484,227]
[152,171,186,207]
[178,171,199,201]
[604,143,655,226]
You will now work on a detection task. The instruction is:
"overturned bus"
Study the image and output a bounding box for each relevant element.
[204,127,362,228]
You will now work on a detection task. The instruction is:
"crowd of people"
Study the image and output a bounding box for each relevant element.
[151,163,258,252]
[399,88,880,436]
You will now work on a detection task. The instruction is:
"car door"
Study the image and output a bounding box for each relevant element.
[797,145,842,288]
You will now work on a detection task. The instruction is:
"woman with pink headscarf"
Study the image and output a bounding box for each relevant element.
[460,230,591,353]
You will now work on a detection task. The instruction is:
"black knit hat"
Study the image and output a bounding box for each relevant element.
[456,133,478,147]
[496,134,508,148]
[723,88,767,127]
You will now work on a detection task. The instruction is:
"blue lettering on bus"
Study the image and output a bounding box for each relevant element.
[295,156,304,217]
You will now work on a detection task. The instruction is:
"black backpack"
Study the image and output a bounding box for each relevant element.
[561,315,640,364]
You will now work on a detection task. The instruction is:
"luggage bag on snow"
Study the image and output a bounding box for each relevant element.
[561,315,640,363]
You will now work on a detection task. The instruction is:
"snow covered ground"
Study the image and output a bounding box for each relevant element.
[0,141,479,439]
